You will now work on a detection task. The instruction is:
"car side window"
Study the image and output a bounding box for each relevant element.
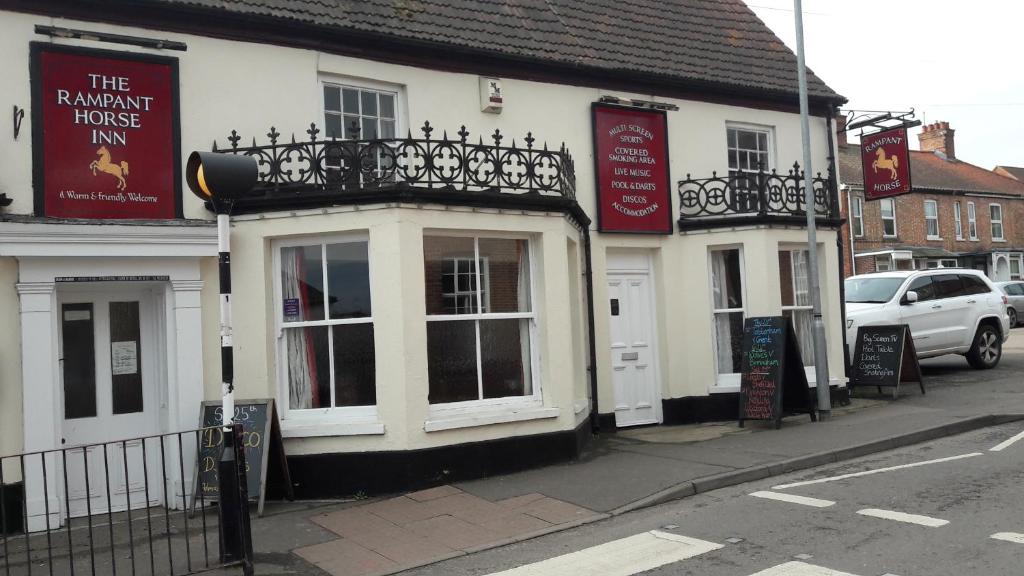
[959,275,990,295]
[907,276,937,302]
[934,274,965,299]
[1007,283,1024,296]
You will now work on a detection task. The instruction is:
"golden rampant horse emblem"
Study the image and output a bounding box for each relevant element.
[872,147,899,181]
[88,146,130,190]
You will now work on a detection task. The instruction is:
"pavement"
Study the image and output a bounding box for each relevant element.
[241,335,1024,575]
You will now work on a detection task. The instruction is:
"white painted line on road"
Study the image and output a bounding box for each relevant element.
[747,560,863,575]
[991,532,1024,544]
[772,452,984,490]
[989,429,1024,452]
[749,491,835,508]
[857,508,949,527]
[482,530,722,576]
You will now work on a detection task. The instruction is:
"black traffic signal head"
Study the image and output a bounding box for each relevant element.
[185,151,258,212]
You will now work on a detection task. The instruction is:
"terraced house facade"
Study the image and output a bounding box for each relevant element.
[0,0,848,529]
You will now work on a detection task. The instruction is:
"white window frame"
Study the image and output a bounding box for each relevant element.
[780,249,815,370]
[852,197,864,238]
[990,203,1004,241]
[709,246,746,391]
[424,233,542,415]
[726,122,776,174]
[924,200,940,239]
[954,201,963,240]
[272,233,381,433]
[1010,254,1023,280]
[321,80,401,140]
[880,198,897,237]
[967,201,978,240]
[875,256,892,271]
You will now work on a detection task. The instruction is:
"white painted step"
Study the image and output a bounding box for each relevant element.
[482,530,722,576]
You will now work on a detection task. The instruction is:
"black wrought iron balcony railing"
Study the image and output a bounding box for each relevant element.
[677,163,840,230]
[211,121,577,211]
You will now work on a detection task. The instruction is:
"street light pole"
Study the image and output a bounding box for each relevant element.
[793,0,831,419]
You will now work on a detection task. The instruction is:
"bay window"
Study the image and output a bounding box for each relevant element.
[278,237,375,412]
[424,235,536,405]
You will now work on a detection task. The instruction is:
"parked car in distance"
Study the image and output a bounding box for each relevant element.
[844,269,1011,369]
[995,281,1024,327]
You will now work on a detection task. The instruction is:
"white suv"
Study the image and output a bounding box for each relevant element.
[844,269,1011,369]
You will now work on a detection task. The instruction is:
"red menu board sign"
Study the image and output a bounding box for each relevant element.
[31,44,181,219]
[860,127,912,200]
[592,104,673,234]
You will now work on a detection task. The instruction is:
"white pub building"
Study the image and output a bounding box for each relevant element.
[0,0,848,529]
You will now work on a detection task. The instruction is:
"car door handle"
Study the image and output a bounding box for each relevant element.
[966,299,977,304]
[931,304,942,309]
[621,352,639,361]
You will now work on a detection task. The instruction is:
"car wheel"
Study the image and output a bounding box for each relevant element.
[1010,308,1018,328]
[966,324,1002,369]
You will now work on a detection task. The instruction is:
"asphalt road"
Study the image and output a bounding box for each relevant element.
[403,420,1024,576]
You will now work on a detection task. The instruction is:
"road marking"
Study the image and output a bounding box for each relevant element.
[991,532,1024,544]
[857,508,949,527]
[989,429,1024,452]
[749,491,835,508]
[747,560,862,575]
[772,453,984,490]
[482,530,722,576]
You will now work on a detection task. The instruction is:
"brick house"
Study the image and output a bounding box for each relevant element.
[838,122,1024,280]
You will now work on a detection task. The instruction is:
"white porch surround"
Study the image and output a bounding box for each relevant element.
[0,220,216,530]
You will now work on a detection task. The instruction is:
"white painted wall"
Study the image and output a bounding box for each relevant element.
[0,10,845,455]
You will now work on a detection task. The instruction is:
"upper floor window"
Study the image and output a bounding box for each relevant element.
[924,200,940,239]
[990,204,1004,240]
[278,237,375,412]
[880,198,896,237]
[954,201,963,240]
[967,202,978,240]
[726,125,773,196]
[852,197,864,238]
[323,83,398,140]
[424,236,536,405]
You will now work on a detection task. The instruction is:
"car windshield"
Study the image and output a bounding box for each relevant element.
[844,277,905,303]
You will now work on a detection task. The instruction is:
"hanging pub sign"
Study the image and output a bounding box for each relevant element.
[592,103,673,234]
[31,43,182,219]
[860,127,912,200]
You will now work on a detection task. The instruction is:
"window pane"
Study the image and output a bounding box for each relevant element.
[332,323,376,406]
[934,274,964,298]
[925,201,936,218]
[778,251,795,307]
[481,319,532,399]
[727,129,737,148]
[343,115,360,138]
[361,117,378,140]
[960,275,990,295]
[325,113,343,139]
[281,245,325,322]
[711,249,742,309]
[478,238,530,313]
[737,130,757,150]
[342,88,359,114]
[991,205,1001,220]
[728,149,738,169]
[326,241,371,319]
[62,303,96,419]
[381,119,395,139]
[880,199,894,218]
[757,132,767,150]
[379,94,395,119]
[782,309,813,366]
[424,236,477,315]
[714,311,744,374]
[285,326,330,409]
[907,276,936,301]
[360,91,377,116]
[427,320,479,403]
[324,85,341,112]
[110,301,143,415]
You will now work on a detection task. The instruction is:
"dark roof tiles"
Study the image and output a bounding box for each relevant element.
[839,145,1024,196]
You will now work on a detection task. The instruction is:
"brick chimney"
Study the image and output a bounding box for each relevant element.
[836,115,848,146]
[918,121,955,159]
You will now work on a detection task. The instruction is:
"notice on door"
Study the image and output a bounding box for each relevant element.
[111,340,138,375]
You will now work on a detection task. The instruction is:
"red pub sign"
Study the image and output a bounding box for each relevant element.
[592,104,673,233]
[32,44,181,219]
[859,127,912,200]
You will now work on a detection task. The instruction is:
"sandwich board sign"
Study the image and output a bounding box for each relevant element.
[738,316,817,429]
[850,325,925,398]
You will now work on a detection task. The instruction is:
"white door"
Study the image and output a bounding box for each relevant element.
[59,289,163,517]
[608,268,661,427]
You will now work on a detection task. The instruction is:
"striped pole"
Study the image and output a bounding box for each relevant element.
[218,212,234,429]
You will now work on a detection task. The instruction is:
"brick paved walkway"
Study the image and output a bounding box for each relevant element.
[294,485,601,576]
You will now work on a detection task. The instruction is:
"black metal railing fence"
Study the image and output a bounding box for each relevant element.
[0,425,252,576]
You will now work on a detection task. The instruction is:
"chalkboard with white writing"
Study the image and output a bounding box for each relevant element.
[739,316,817,429]
[850,325,924,398]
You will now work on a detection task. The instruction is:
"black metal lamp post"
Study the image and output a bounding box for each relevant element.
[185,151,257,564]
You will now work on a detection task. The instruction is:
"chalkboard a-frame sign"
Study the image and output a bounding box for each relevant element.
[193,399,293,516]
[738,316,818,429]
[850,325,925,398]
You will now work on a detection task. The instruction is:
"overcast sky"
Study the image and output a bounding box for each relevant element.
[746,0,1023,170]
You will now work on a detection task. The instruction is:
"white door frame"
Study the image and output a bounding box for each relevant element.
[606,251,663,427]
